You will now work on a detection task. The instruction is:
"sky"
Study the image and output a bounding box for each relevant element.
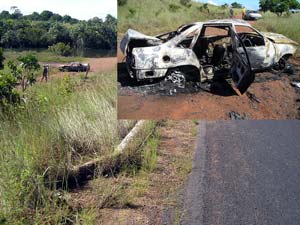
[0,0,117,20]
[196,0,260,10]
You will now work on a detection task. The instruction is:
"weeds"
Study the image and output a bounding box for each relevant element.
[254,12,300,44]
[0,68,130,224]
[118,0,233,34]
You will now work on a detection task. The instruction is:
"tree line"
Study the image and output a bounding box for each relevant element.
[0,9,117,50]
[260,0,300,15]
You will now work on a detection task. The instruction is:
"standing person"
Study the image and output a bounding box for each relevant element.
[229,7,234,19]
[85,63,90,79]
[41,65,49,82]
[242,7,246,19]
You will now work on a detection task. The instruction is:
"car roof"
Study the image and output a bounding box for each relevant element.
[187,19,251,28]
[204,19,251,26]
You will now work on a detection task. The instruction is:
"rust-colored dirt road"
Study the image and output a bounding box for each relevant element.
[40,57,117,80]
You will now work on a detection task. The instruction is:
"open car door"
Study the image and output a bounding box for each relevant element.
[230,27,255,94]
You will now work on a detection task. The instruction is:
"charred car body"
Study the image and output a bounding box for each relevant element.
[58,62,89,72]
[120,19,298,94]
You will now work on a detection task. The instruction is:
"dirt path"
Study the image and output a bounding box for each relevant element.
[118,75,299,120]
[40,57,117,80]
[118,57,300,120]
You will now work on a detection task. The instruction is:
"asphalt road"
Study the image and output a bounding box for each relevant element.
[182,120,300,225]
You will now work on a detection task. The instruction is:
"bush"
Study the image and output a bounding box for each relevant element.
[118,0,127,6]
[0,70,19,104]
[169,4,181,12]
[48,42,72,56]
[180,0,192,8]
[0,48,4,69]
[127,8,136,18]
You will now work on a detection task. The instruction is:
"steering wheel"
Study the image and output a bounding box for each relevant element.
[244,38,253,47]
[239,33,253,47]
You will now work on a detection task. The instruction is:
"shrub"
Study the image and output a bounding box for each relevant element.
[180,0,192,7]
[118,0,127,6]
[0,48,4,70]
[169,4,181,12]
[128,8,136,17]
[0,70,19,104]
[48,42,72,56]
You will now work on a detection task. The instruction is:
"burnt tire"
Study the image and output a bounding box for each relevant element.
[165,69,187,89]
[271,56,289,73]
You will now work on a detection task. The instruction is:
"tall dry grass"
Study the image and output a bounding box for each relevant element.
[0,69,134,224]
[254,11,300,45]
[118,0,233,34]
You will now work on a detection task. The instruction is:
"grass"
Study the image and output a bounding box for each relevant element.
[254,11,300,45]
[118,0,235,34]
[3,49,84,63]
[0,62,137,224]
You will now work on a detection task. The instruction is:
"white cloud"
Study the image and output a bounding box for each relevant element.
[0,0,117,20]
[207,0,218,6]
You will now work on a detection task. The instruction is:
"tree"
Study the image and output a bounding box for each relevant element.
[259,0,299,15]
[0,48,5,70]
[48,42,72,56]
[17,54,40,91]
[231,2,243,8]
[10,6,22,19]
[0,69,19,104]
[40,10,54,21]
[273,1,289,15]
[0,10,116,50]
[0,10,11,20]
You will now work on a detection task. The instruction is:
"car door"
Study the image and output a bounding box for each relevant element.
[234,25,275,70]
[230,27,255,94]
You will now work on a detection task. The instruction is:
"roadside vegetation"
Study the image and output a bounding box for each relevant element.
[3,49,85,63]
[259,0,300,16]
[0,59,125,223]
[67,120,197,224]
[0,5,121,225]
[254,11,300,45]
[118,0,235,34]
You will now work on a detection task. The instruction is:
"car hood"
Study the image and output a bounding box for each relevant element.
[262,32,299,46]
[120,29,161,54]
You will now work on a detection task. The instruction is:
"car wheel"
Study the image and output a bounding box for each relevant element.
[272,56,288,73]
[165,69,187,88]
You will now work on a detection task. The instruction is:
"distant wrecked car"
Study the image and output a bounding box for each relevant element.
[58,62,89,72]
[243,10,262,20]
[120,19,299,94]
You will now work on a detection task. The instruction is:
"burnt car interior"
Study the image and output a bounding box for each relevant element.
[235,25,265,47]
[192,25,234,77]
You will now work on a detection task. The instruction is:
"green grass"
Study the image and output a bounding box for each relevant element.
[254,12,300,46]
[118,0,235,34]
[3,49,84,63]
[0,65,135,224]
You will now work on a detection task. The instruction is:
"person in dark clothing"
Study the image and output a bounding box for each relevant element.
[41,65,49,82]
[229,8,234,18]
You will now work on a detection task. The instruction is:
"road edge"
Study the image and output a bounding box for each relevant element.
[181,121,208,225]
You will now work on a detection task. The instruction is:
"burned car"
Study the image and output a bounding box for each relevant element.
[58,62,89,72]
[120,19,299,94]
